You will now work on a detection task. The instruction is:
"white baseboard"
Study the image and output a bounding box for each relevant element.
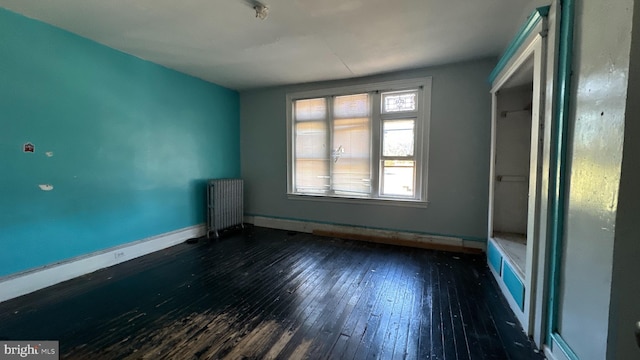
[488,260,527,329]
[245,215,486,251]
[544,346,559,360]
[0,224,206,303]
[546,337,573,360]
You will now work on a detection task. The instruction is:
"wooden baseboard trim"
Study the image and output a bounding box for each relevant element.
[245,215,485,253]
[313,229,484,254]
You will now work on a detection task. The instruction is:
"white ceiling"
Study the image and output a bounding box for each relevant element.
[0,0,549,90]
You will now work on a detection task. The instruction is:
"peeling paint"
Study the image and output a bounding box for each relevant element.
[263,327,296,360]
[222,320,282,359]
[45,151,54,157]
[60,307,315,360]
[38,184,54,191]
[23,142,35,153]
[289,338,313,360]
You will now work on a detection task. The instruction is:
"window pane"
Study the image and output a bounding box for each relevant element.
[296,121,327,158]
[295,120,329,193]
[288,80,428,202]
[295,98,326,121]
[295,159,329,193]
[382,90,417,113]
[383,119,415,157]
[382,160,415,197]
[331,93,371,195]
[334,93,369,118]
[333,117,371,195]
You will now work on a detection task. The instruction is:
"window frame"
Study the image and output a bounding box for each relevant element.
[286,77,432,207]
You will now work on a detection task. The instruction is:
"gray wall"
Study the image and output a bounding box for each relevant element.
[555,0,634,359]
[240,59,494,240]
[608,0,640,358]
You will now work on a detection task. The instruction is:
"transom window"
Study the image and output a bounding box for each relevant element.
[287,78,431,204]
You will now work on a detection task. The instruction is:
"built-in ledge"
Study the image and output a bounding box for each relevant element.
[492,232,526,278]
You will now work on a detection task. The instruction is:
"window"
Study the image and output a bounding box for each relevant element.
[287,78,431,204]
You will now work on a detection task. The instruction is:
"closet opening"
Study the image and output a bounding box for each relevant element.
[492,57,534,278]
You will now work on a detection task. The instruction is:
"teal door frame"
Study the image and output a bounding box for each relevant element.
[545,0,579,359]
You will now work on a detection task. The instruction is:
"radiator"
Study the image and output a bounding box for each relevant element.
[207,178,244,238]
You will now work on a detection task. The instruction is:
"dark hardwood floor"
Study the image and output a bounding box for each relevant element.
[0,226,544,359]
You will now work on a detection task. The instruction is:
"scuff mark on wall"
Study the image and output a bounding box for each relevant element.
[45,151,54,157]
[38,184,54,191]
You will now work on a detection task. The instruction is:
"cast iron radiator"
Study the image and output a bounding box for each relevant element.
[207,178,244,238]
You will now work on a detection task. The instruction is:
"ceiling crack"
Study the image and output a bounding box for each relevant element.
[323,38,354,76]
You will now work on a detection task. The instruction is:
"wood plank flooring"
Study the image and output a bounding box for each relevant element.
[0,226,544,359]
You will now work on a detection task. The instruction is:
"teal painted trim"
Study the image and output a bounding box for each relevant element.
[546,0,575,346]
[551,332,580,360]
[503,261,525,310]
[246,213,487,243]
[488,6,550,84]
[487,241,503,275]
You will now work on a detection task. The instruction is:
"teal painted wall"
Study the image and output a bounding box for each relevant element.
[487,241,503,276]
[0,9,240,276]
[502,261,524,311]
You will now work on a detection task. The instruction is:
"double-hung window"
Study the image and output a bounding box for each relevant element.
[287,77,431,205]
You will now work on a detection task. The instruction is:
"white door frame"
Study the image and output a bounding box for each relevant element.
[488,29,547,335]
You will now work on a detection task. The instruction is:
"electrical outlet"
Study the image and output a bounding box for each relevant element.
[114,251,125,260]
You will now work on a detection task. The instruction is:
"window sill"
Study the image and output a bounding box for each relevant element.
[287,193,428,208]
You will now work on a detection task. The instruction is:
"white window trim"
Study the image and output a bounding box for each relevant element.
[286,77,432,206]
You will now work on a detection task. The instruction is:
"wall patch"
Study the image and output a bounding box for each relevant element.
[23,142,35,153]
